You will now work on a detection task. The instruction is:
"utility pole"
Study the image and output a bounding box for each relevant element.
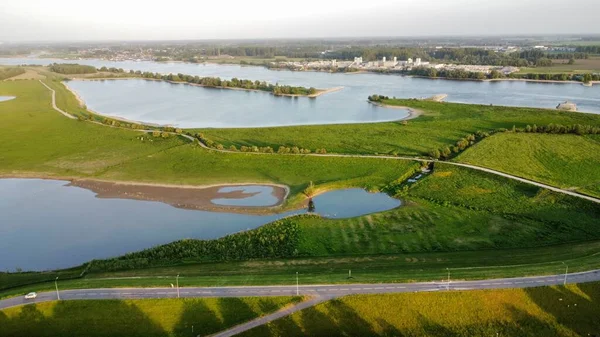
[562,263,568,286]
[176,274,180,298]
[55,277,60,300]
[296,272,299,296]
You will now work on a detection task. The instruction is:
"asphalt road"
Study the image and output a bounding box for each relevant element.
[3,269,599,311]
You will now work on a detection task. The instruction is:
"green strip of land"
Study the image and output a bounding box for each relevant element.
[242,282,600,337]
[0,296,301,337]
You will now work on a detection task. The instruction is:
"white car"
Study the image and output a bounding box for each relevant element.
[24,292,37,299]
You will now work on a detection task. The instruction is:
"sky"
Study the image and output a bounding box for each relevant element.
[1,0,599,41]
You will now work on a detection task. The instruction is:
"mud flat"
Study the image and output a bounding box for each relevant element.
[69,179,289,213]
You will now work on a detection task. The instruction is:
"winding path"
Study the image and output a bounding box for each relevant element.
[38,80,76,120]
[41,79,600,204]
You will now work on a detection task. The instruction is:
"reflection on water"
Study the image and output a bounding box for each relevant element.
[211,185,279,207]
[0,96,16,102]
[0,179,401,271]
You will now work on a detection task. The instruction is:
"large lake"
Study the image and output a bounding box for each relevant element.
[0,179,400,271]
[2,57,599,127]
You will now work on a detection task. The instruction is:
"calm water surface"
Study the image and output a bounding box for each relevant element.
[0,179,400,271]
[2,57,599,127]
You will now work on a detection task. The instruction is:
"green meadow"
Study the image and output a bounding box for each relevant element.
[456,133,600,197]
[243,282,600,337]
[198,99,600,157]
[0,296,300,337]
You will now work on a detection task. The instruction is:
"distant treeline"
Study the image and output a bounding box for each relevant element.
[134,70,317,96]
[88,217,311,271]
[0,67,26,80]
[49,63,97,74]
[408,67,598,83]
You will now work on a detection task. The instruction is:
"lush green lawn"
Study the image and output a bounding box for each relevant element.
[242,282,600,337]
[456,133,600,197]
[0,296,300,337]
[198,100,600,157]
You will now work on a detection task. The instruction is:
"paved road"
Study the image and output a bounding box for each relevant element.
[3,269,599,311]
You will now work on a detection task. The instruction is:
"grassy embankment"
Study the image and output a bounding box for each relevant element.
[0,77,416,200]
[197,99,600,157]
[243,282,600,337]
[0,296,301,337]
[456,133,600,197]
[3,164,599,298]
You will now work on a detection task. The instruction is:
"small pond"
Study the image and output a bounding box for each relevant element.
[0,179,401,271]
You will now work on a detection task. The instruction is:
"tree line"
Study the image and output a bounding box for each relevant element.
[136,70,316,96]
[194,133,326,155]
[88,217,313,272]
[49,63,97,74]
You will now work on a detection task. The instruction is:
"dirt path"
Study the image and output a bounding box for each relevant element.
[38,80,76,120]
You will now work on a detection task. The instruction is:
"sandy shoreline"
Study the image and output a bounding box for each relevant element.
[368,101,424,120]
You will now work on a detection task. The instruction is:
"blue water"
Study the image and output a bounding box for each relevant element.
[1,57,599,127]
[211,185,280,207]
[0,179,400,271]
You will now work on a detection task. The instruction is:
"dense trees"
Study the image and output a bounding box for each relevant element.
[135,70,315,96]
[49,63,97,74]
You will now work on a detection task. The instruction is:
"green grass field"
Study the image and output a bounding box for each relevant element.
[0,78,417,202]
[198,99,600,157]
[0,296,300,337]
[242,282,600,337]
[456,133,600,197]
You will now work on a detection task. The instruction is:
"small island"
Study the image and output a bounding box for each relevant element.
[49,63,335,98]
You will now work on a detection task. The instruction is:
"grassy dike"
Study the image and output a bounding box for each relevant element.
[0,296,301,337]
[242,282,600,337]
[197,99,600,157]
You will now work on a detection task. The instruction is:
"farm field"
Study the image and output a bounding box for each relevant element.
[456,133,600,197]
[242,282,600,337]
[197,99,600,157]
[517,57,600,74]
[0,296,300,337]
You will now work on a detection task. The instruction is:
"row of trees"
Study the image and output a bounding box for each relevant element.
[134,70,316,96]
[519,124,600,135]
[429,131,491,160]
[510,72,599,83]
[367,95,390,102]
[89,218,307,271]
[195,133,326,155]
[49,63,97,74]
